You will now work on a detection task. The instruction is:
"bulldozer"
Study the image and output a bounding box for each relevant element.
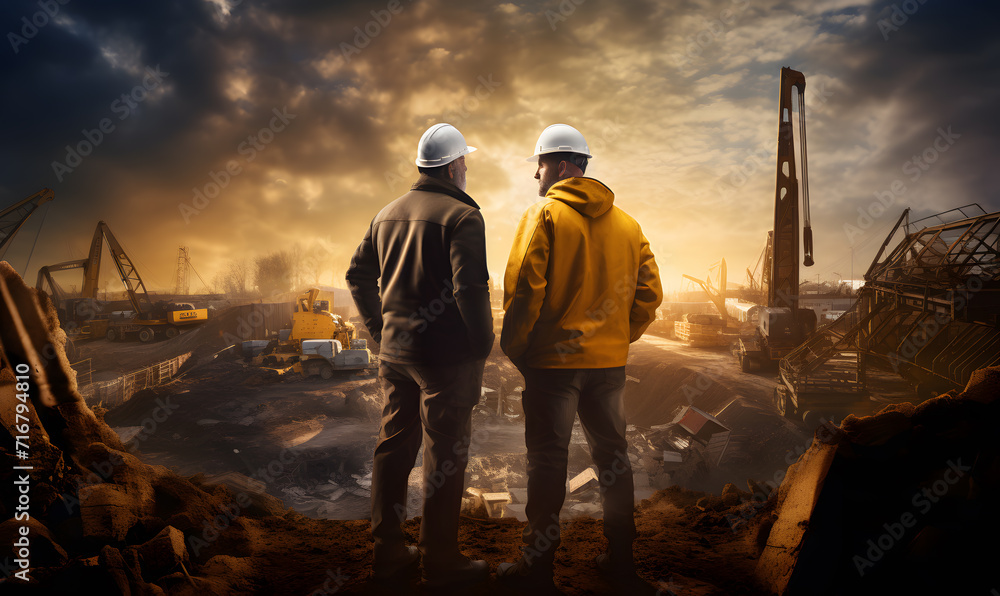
[250,288,374,378]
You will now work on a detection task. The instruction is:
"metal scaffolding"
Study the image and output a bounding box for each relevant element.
[777,205,1000,419]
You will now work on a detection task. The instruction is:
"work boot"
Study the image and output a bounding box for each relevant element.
[372,544,419,581]
[496,554,556,593]
[421,554,489,588]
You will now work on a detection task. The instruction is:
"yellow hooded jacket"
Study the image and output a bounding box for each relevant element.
[501,177,663,368]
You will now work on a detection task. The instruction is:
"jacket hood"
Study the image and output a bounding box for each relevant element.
[545,177,614,218]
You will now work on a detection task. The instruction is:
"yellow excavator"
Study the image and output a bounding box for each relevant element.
[250,288,374,378]
[36,220,208,343]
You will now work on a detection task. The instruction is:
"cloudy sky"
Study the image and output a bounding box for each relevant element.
[1,0,997,296]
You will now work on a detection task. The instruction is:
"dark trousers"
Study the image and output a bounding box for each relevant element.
[370,358,485,566]
[520,366,636,562]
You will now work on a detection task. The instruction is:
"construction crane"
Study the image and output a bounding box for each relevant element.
[36,221,208,343]
[737,67,817,372]
[0,188,54,263]
[674,259,741,346]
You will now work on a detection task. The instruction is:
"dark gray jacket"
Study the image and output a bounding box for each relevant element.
[346,175,494,365]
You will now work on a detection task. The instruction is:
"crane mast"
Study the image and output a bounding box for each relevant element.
[769,67,814,313]
[738,67,817,372]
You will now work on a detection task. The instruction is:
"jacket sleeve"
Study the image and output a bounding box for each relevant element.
[501,204,550,364]
[450,209,495,359]
[629,230,663,342]
[345,221,383,344]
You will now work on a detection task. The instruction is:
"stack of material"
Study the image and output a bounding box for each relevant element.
[755,365,1000,595]
[0,262,284,593]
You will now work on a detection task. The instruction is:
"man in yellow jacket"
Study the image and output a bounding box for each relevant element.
[497,124,663,589]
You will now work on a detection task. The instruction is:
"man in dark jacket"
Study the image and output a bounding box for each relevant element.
[346,123,493,587]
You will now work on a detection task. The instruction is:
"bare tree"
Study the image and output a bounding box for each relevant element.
[214,257,252,298]
[254,251,294,297]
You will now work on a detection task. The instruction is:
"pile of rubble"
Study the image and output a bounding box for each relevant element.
[0,263,285,593]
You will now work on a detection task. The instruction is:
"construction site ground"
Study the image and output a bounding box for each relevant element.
[5,264,995,595]
[66,313,824,594]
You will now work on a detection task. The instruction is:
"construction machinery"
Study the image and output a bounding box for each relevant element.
[737,67,817,372]
[675,259,742,346]
[251,288,374,378]
[1,188,54,263]
[775,205,1000,425]
[36,220,208,343]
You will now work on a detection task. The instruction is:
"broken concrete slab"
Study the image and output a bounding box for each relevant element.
[569,467,599,494]
[481,492,511,518]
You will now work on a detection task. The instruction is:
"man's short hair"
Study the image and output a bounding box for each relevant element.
[541,151,588,175]
[418,163,452,180]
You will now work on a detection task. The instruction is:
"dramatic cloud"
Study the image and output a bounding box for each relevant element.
[2,0,997,294]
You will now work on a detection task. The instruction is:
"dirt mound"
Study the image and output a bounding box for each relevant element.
[757,367,1000,595]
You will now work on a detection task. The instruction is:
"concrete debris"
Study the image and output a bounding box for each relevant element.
[481,492,512,518]
[663,450,683,463]
[568,467,599,494]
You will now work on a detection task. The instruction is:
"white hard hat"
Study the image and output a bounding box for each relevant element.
[526,123,592,161]
[415,123,477,167]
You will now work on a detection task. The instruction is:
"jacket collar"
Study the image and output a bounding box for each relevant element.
[545,177,614,218]
[411,174,480,209]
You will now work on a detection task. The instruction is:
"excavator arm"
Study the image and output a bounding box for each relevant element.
[0,188,54,259]
[36,259,88,305]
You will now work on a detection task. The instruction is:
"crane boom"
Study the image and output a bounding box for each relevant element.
[95,221,154,316]
[0,188,54,258]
